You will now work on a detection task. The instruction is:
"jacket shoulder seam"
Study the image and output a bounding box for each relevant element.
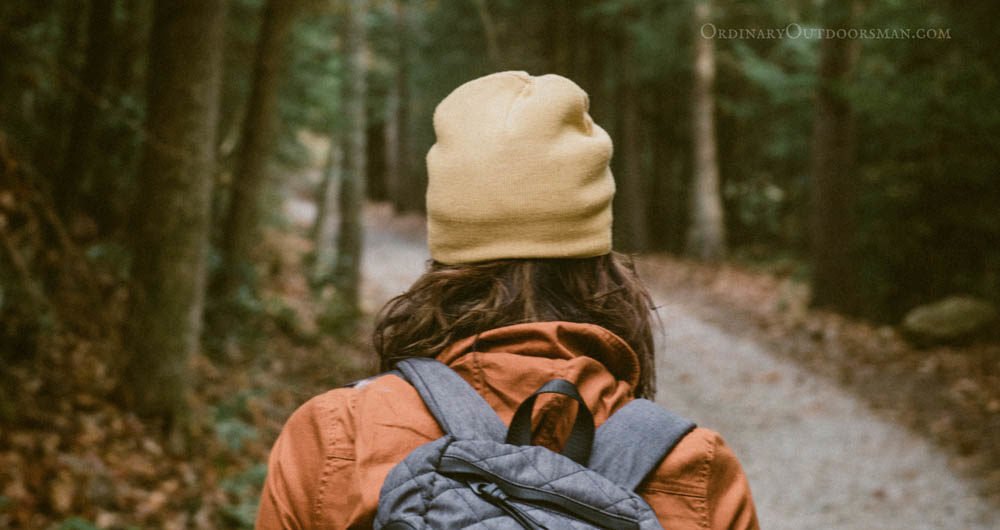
[312,388,358,524]
[697,431,717,528]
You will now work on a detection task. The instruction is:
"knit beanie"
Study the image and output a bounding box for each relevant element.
[426,71,615,264]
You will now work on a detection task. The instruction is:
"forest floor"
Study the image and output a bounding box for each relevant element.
[1,191,998,529]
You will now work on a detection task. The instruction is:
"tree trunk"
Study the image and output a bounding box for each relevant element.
[383,64,401,207]
[613,29,649,252]
[685,0,726,261]
[122,0,227,429]
[366,121,386,201]
[394,0,422,213]
[56,0,115,220]
[312,140,342,281]
[649,88,682,252]
[474,0,501,69]
[216,0,297,298]
[810,0,863,312]
[89,0,153,234]
[546,0,574,76]
[330,0,368,323]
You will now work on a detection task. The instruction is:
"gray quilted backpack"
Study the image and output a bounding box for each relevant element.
[374,358,695,529]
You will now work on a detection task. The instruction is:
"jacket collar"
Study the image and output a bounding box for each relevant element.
[436,321,641,389]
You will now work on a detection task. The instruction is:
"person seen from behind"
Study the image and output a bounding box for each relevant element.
[256,71,759,529]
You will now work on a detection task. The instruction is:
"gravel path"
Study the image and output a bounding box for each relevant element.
[652,298,996,529]
[351,205,997,529]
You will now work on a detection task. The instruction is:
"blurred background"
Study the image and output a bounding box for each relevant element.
[0,0,998,528]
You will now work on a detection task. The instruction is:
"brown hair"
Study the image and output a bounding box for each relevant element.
[372,252,657,398]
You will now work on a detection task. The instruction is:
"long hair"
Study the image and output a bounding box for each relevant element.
[372,252,657,398]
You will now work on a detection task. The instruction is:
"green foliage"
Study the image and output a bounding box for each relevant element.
[55,518,100,530]
[213,389,262,451]
[219,463,268,528]
[215,417,259,452]
[317,285,363,339]
[276,14,343,167]
[847,2,1000,318]
[84,242,132,281]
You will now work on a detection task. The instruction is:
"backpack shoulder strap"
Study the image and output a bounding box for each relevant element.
[396,357,507,442]
[588,399,696,491]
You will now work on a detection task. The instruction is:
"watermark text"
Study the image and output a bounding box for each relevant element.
[700,23,952,40]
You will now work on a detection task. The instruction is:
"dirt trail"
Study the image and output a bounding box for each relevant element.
[652,300,995,529]
[346,204,997,529]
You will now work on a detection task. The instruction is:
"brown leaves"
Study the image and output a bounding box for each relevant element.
[0,193,375,528]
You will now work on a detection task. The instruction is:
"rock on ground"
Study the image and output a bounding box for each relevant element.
[902,296,998,345]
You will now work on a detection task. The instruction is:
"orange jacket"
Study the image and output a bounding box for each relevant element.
[256,321,759,529]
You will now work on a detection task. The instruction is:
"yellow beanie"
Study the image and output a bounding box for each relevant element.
[426,71,615,264]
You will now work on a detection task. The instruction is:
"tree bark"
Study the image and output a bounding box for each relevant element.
[653,86,687,253]
[330,0,368,322]
[312,140,342,281]
[546,0,574,76]
[685,0,726,261]
[216,0,298,298]
[383,64,401,207]
[613,29,649,252]
[89,0,153,234]
[122,0,227,428]
[809,0,863,312]
[56,0,115,219]
[474,0,502,69]
[366,121,386,201]
[384,0,419,212]
[394,0,422,213]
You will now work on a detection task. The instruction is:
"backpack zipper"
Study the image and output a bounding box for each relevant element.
[471,481,549,530]
[441,455,640,530]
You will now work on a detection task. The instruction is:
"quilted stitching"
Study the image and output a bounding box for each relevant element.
[376,438,662,529]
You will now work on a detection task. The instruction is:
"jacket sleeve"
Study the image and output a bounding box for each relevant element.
[706,432,759,530]
[255,389,360,530]
[640,428,759,530]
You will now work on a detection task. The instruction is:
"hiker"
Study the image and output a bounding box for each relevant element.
[256,71,759,529]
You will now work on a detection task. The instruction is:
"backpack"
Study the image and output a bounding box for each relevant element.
[373,357,695,529]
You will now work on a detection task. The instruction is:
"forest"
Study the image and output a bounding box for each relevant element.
[0,0,998,528]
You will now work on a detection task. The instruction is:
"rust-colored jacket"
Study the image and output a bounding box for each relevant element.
[256,322,759,529]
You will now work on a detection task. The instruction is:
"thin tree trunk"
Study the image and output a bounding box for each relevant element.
[649,88,679,251]
[810,0,863,312]
[366,121,386,200]
[90,0,152,234]
[123,0,227,429]
[312,140,341,281]
[546,0,574,76]
[613,30,649,252]
[383,69,401,207]
[394,0,421,212]
[217,0,298,298]
[385,0,417,212]
[474,0,502,68]
[56,0,115,219]
[37,0,87,180]
[686,0,726,261]
[331,0,368,322]
[113,0,151,95]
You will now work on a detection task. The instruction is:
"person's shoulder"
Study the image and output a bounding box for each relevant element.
[283,372,408,425]
[641,427,760,529]
[274,386,357,456]
[643,427,741,496]
[281,372,428,441]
